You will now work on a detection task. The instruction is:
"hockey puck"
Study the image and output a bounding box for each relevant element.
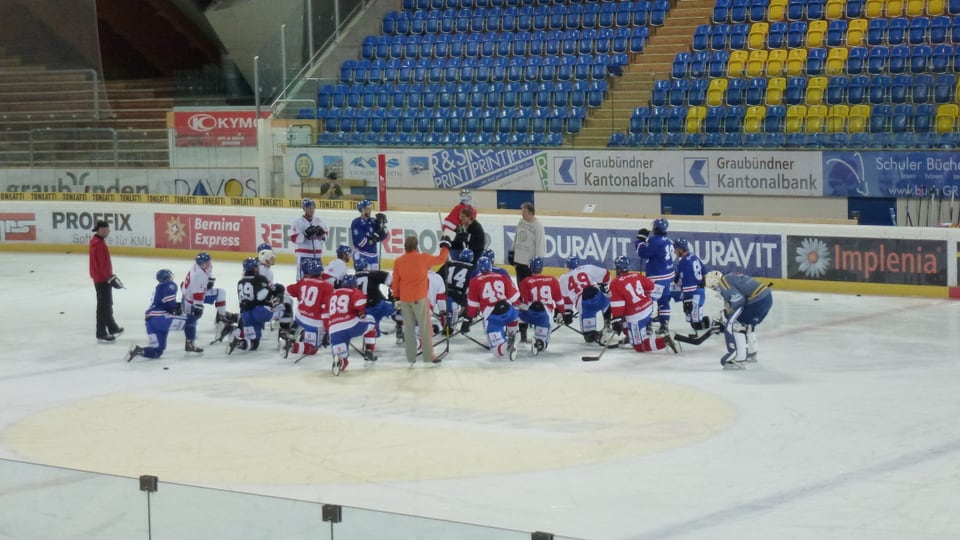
[59,311,64,315]
[30,270,34,273]
[814,298,819,301]
[163,367,169,370]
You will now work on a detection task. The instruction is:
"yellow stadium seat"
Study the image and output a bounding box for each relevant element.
[744,106,766,133]
[767,49,788,76]
[786,49,807,76]
[768,0,787,20]
[806,104,828,132]
[728,50,748,78]
[865,0,884,17]
[936,104,959,133]
[826,48,849,76]
[826,104,849,132]
[786,105,807,133]
[749,22,769,49]
[707,79,729,107]
[766,77,786,105]
[807,76,828,105]
[848,104,870,132]
[686,106,707,133]
[906,0,924,14]
[746,50,768,77]
[886,0,904,15]
[826,0,846,19]
[927,0,946,15]
[807,20,827,48]
[847,19,867,46]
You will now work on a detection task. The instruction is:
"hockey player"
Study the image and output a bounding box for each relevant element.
[558,255,611,344]
[634,218,675,335]
[438,248,474,327]
[609,256,679,354]
[126,269,200,361]
[517,257,564,355]
[673,238,710,336]
[323,245,353,287]
[705,270,773,370]
[229,258,282,353]
[441,189,477,239]
[461,257,521,360]
[351,200,388,270]
[180,252,236,347]
[353,258,395,338]
[468,248,510,281]
[290,198,329,279]
[258,246,295,338]
[428,270,450,336]
[283,258,334,359]
[326,274,378,373]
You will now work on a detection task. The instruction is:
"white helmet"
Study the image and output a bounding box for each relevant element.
[705,270,724,290]
[258,249,276,265]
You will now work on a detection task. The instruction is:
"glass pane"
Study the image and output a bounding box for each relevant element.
[0,458,146,540]
[150,481,331,540]
[334,506,531,540]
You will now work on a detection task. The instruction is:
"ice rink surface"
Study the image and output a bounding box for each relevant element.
[1,252,959,540]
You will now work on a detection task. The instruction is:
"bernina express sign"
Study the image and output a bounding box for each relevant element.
[172,110,267,147]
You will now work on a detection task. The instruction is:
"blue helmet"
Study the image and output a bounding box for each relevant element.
[340,274,357,289]
[614,256,631,273]
[357,199,373,212]
[674,237,690,253]
[354,258,368,272]
[529,256,544,274]
[566,255,582,270]
[653,218,669,235]
[301,257,322,277]
[482,248,495,261]
[195,252,211,265]
[336,244,352,258]
[458,248,475,263]
[256,242,272,253]
[242,257,259,274]
[156,269,173,282]
[476,257,493,274]
[302,198,315,210]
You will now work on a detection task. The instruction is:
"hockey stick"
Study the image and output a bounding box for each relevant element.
[937,187,944,225]
[917,185,924,227]
[581,327,615,361]
[674,329,715,345]
[951,190,955,226]
[905,198,913,227]
[459,329,492,350]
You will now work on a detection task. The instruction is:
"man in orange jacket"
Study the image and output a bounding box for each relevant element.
[392,235,450,364]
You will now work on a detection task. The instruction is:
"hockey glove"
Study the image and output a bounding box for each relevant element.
[375,212,388,225]
[108,275,124,289]
[553,310,565,325]
[611,318,623,335]
[304,225,322,239]
[367,232,382,244]
[636,228,649,243]
[460,318,472,334]
[192,304,204,319]
[321,331,330,348]
[206,277,216,290]
[439,238,452,250]
[562,310,574,325]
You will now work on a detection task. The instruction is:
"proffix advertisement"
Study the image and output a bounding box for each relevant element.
[788,236,947,285]
[503,227,782,276]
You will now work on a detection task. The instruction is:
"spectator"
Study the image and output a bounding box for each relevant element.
[89,220,123,343]
[452,207,485,263]
[509,202,545,284]
[392,235,451,364]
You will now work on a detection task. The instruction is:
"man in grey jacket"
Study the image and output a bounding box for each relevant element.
[509,202,545,342]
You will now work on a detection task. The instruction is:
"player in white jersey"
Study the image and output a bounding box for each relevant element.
[558,256,612,343]
[289,198,329,279]
[257,244,294,337]
[323,245,353,287]
[181,252,237,342]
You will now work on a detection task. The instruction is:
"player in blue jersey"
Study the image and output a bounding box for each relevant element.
[350,200,388,270]
[228,257,283,354]
[634,218,675,335]
[468,248,510,281]
[705,270,773,370]
[673,238,711,337]
[126,269,201,361]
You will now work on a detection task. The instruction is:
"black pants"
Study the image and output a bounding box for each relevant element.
[95,282,121,338]
[514,263,533,337]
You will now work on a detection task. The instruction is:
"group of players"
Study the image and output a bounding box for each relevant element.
[127,195,773,371]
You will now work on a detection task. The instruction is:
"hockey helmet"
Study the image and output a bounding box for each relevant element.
[256,242,272,253]
[354,258,368,272]
[529,256,544,274]
[705,270,724,290]
[459,189,472,203]
[156,269,174,282]
[195,252,211,265]
[242,257,259,274]
[336,244,352,258]
[357,199,373,213]
[302,198,315,210]
[674,237,690,253]
[301,257,323,277]
[258,249,276,265]
[482,248,495,261]
[566,255,582,270]
[476,257,493,274]
[614,255,631,273]
[652,218,669,235]
[340,274,358,289]
[458,248,475,263]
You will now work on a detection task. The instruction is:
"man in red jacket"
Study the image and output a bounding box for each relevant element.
[90,220,124,343]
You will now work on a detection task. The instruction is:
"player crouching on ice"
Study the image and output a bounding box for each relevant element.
[228,258,285,354]
[283,258,334,360]
[705,270,772,370]
[127,269,201,361]
[559,256,611,345]
[609,256,680,354]
[517,257,564,355]
[461,257,521,360]
[181,252,238,345]
[326,274,378,374]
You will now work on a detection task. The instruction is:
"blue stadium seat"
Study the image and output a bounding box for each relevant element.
[846,0,864,17]
[934,73,956,102]
[650,0,669,26]
[909,17,930,45]
[727,78,746,106]
[743,132,763,147]
[806,48,827,76]
[749,0,767,21]
[891,104,913,132]
[910,46,931,74]
[869,76,891,105]
[722,132,744,147]
[867,19,887,46]
[870,105,891,132]
[826,20,847,47]
[669,79,689,107]
[787,0,805,21]
[711,24,731,50]
[826,76,848,105]
[931,44,952,72]
[704,106,724,133]
[915,104,935,132]
[690,51,709,78]
[633,1,651,26]
[912,74,933,104]
[672,52,690,78]
[714,0,731,22]
[930,16,950,44]
[701,132,723,147]
[937,132,960,149]
[689,79,708,105]
[807,0,826,19]
[888,17,908,46]
[867,47,889,75]
[708,51,730,78]
[629,107,650,134]
[731,0,749,23]
[730,23,750,49]
[693,25,710,51]
[889,46,910,74]
[847,46,867,75]
[848,75,868,104]
[724,106,745,133]
[787,21,808,48]
[765,105,786,132]
[608,132,628,147]
[761,132,785,148]
[651,79,669,107]
[649,106,669,133]
[785,77,807,105]
[746,77,767,105]
[666,107,687,133]
[769,22,788,48]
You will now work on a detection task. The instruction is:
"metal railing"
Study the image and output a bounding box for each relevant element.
[0,68,103,120]
[28,127,118,167]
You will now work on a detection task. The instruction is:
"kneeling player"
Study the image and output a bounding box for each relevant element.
[181,252,237,344]
[284,258,334,359]
[127,269,200,361]
[461,257,521,360]
[518,257,564,355]
[327,274,378,373]
[559,255,612,344]
[354,258,395,337]
[229,258,282,353]
[609,256,679,354]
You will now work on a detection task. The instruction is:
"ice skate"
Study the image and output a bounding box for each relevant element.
[125,345,143,362]
[722,359,745,370]
[663,333,680,354]
[532,338,547,356]
[185,340,204,354]
[507,331,517,362]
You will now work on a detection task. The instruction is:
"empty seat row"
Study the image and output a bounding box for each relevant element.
[319,130,565,148]
[320,80,606,108]
[714,0,960,23]
[360,29,647,60]
[403,0,645,13]
[609,131,960,149]
[322,108,586,136]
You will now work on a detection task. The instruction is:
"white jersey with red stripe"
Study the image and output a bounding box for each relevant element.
[519,274,564,313]
[609,272,656,319]
[289,214,329,257]
[466,272,520,319]
[287,277,334,327]
[323,258,349,285]
[428,271,447,313]
[180,262,213,307]
[559,264,611,308]
[324,288,368,334]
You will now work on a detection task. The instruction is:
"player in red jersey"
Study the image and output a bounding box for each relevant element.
[517,257,564,355]
[283,258,335,359]
[325,273,378,374]
[609,256,679,354]
[461,257,521,360]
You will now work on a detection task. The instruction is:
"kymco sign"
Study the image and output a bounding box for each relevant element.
[173,110,266,147]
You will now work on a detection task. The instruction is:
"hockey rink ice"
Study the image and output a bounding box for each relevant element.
[1,251,959,540]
